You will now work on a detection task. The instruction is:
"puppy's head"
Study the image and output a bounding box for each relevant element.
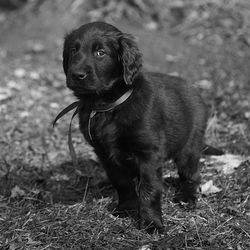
[63,22,142,96]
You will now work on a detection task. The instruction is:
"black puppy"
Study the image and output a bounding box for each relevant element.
[62,22,218,233]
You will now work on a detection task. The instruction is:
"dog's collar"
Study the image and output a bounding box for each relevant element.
[88,88,133,141]
[53,88,133,166]
[90,88,133,112]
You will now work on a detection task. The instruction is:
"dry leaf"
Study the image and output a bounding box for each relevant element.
[27,41,45,53]
[201,180,221,195]
[145,21,158,30]
[25,233,41,245]
[139,245,152,250]
[209,154,246,175]
[195,79,213,89]
[51,173,70,181]
[29,71,40,80]
[165,54,180,62]
[11,185,26,198]
[14,68,26,78]
[7,80,22,90]
[0,87,12,102]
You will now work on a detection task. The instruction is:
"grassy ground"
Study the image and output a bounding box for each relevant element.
[0,1,249,249]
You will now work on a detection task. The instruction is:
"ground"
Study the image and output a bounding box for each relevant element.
[0,1,249,249]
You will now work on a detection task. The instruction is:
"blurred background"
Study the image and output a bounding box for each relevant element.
[0,1,249,249]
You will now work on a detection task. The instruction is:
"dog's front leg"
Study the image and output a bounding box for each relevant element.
[103,161,139,218]
[138,155,164,233]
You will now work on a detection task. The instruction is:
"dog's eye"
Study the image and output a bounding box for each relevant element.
[71,48,77,56]
[94,49,106,57]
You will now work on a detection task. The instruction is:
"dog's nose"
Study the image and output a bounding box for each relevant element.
[72,71,87,80]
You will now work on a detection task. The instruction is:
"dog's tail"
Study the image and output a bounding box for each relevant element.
[202,144,224,155]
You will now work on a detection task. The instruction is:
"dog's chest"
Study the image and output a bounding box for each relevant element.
[79,111,117,148]
[79,110,140,168]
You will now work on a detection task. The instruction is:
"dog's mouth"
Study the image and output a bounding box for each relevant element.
[69,85,96,94]
[67,77,122,97]
[66,78,97,94]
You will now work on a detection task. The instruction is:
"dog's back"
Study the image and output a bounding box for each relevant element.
[143,72,208,158]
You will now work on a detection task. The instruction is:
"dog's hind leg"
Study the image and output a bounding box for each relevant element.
[174,146,202,206]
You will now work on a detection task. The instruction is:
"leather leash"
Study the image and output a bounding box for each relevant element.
[53,89,133,167]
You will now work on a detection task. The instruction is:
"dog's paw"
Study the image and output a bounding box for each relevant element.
[112,208,130,218]
[174,190,197,209]
[113,207,138,218]
[174,179,199,208]
[139,217,164,234]
[139,206,164,234]
[109,200,139,219]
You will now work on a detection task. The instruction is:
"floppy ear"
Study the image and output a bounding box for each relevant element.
[119,34,142,85]
[62,35,70,75]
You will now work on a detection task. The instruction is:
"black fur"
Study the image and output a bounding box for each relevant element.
[63,22,214,233]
